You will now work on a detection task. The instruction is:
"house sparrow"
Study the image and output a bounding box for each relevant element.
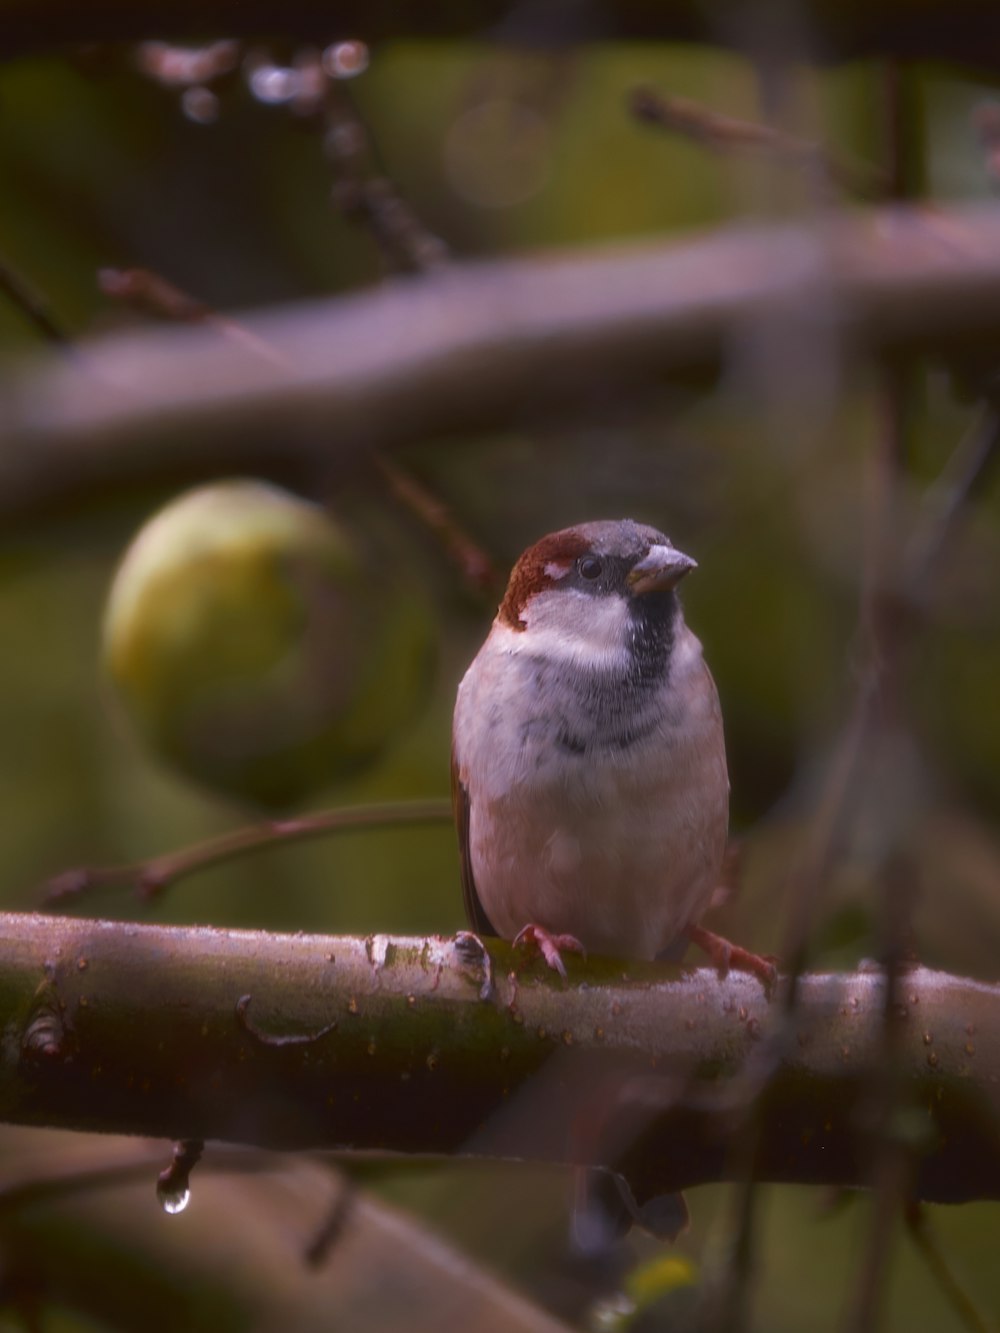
[452,518,773,984]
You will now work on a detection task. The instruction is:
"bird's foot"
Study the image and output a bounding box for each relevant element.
[513,924,586,979]
[686,923,778,994]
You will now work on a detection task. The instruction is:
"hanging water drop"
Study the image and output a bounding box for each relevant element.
[157,1179,191,1215]
[323,40,369,80]
[155,1138,203,1216]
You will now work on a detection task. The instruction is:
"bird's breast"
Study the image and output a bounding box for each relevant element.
[453,626,728,958]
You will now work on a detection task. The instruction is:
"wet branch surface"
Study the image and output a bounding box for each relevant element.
[5,203,1000,525]
[1,912,998,1212]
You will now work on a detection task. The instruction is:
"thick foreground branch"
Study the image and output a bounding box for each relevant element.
[1,913,998,1211]
[4,205,1000,523]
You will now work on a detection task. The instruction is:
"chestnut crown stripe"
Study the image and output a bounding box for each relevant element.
[497,530,590,631]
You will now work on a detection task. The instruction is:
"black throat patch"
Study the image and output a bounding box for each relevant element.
[530,590,679,755]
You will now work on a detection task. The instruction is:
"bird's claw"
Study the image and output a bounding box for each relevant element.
[512,924,586,979]
[686,923,778,995]
[454,930,495,1001]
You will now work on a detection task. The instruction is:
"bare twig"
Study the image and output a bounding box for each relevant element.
[314,76,503,593]
[905,1204,996,1333]
[322,79,448,274]
[0,257,73,350]
[236,45,446,272]
[629,86,887,199]
[708,77,919,1326]
[971,101,1000,188]
[40,798,453,907]
[98,265,291,367]
[98,267,210,322]
[374,455,501,597]
[907,394,1000,594]
[303,1172,358,1267]
[842,61,917,1333]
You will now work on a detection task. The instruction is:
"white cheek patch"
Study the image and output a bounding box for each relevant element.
[514,587,632,668]
[516,564,573,625]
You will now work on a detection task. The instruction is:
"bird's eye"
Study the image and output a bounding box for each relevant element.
[579,556,603,580]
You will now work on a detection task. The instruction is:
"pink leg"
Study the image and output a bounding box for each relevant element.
[513,924,587,979]
[686,923,778,992]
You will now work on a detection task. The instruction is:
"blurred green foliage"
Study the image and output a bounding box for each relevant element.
[0,34,998,1333]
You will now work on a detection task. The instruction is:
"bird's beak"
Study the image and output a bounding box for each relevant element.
[627,544,697,595]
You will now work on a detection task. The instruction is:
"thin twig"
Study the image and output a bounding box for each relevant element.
[315,78,503,593]
[907,394,1000,595]
[0,257,73,350]
[322,79,448,274]
[40,798,453,907]
[707,72,917,1333]
[303,1172,358,1267]
[374,455,501,597]
[98,266,292,368]
[971,100,1000,189]
[905,1204,996,1333]
[842,63,916,1333]
[629,86,888,200]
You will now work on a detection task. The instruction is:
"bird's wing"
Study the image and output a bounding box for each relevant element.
[451,743,497,936]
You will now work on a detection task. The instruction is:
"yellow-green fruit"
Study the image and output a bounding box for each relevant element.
[103,480,435,807]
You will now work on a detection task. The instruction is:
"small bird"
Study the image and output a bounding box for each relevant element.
[452,518,773,983]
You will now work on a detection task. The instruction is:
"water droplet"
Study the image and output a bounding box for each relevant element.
[182,86,219,124]
[323,40,369,80]
[248,64,298,105]
[157,1181,191,1214]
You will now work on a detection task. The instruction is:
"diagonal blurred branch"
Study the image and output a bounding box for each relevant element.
[0,257,73,351]
[1,913,999,1210]
[5,204,1000,525]
[629,86,888,199]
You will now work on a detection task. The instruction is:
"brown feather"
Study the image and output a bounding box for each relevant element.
[497,529,589,631]
[451,742,496,935]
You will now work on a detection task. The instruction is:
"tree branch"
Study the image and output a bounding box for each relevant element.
[5,204,1000,525]
[2,912,998,1214]
[3,0,1000,67]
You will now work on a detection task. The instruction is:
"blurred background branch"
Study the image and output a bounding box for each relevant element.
[4,203,1000,525]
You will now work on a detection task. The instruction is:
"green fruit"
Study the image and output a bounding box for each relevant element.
[103,480,435,807]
